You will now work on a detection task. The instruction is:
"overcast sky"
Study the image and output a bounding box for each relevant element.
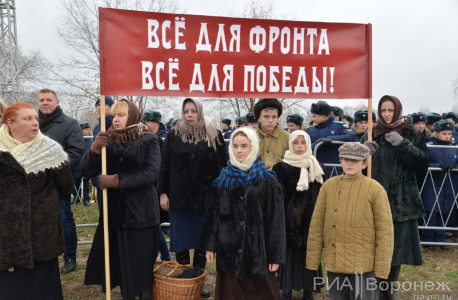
[16,0,458,113]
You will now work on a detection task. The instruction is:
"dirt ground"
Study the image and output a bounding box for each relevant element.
[63,203,458,300]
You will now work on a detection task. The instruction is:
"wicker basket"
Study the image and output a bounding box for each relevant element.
[152,261,207,300]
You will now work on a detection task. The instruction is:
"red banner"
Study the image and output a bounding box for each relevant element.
[99,8,371,99]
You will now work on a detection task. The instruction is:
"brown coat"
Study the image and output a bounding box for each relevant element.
[256,123,290,170]
[306,173,394,279]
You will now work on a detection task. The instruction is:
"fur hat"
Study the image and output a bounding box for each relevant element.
[311,101,332,116]
[434,119,455,132]
[143,110,162,123]
[246,112,257,123]
[445,112,458,123]
[403,115,413,124]
[254,98,283,119]
[95,96,114,107]
[426,112,442,125]
[332,106,344,119]
[237,116,247,125]
[342,115,354,127]
[353,110,376,123]
[222,118,232,126]
[411,112,427,124]
[287,114,304,126]
[171,118,179,126]
[79,122,90,130]
[339,142,370,161]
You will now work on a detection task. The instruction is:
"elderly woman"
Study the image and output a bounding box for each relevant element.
[362,95,430,300]
[80,100,161,300]
[0,102,72,299]
[158,98,227,298]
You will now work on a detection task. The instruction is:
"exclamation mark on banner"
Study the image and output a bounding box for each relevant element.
[330,67,335,93]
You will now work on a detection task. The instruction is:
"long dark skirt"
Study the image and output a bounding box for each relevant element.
[215,272,281,300]
[391,219,423,266]
[169,208,205,252]
[84,223,160,299]
[278,247,324,294]
[0,257,63,300]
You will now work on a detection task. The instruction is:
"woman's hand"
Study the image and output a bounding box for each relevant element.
[269,264,279,272]
[91,131,109,155]
[160,193,170,211]
[206,251,215,264]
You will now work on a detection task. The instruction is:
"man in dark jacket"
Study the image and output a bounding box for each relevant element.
[38,88,85,274]
[143,110,168,139]
[72,122,92,206]
[307,101,356,178]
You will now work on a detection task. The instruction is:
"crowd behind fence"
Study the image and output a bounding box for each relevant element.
[75,137,458,247]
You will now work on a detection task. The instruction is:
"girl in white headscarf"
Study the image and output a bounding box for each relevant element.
[272,130,325,300]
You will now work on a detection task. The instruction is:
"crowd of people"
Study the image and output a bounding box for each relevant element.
[0,91,457,300]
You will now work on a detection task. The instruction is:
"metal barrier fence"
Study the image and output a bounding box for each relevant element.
[314,140,458,247]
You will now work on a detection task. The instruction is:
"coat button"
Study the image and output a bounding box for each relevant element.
[266,135,270,138]
[332,243,336,247]
[338,191,341,194]
[333,225,336,228]
[238,249,242,254]
[334,209,337,212]
[267,150,270,153]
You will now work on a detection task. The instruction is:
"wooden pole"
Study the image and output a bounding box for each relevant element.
[367,23,373,178]
[100,95,111,300]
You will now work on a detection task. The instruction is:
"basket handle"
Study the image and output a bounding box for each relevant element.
[153,261,178,273]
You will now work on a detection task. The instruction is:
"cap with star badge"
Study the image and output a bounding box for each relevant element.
[434,119,455,132]
[287,114,304,126]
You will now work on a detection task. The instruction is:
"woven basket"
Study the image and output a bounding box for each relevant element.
[152,261,207,300]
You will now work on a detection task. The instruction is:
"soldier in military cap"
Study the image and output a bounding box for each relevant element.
[410,112,430,141]
[286,114,304,133]
[444,112,458,143]
[425,112,442,133]
[307,100,355,178]
[341,115,353,128]
[352,110,376,142]
[221,118,233,133]
[246,112,258,129]
[143,110,168,139]
[237,115,247,128]
[332,106,344,121]
[221,118,234,161]
[403,115,413,124]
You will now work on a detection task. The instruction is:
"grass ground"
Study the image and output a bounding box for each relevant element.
[62,202,458,299]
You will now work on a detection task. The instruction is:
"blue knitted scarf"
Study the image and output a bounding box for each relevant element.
[212,157,276,190]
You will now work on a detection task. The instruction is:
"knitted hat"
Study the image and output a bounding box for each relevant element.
[311,101,332,116]
[411,112,427,124]
[403,115,413,124]
[246,112,257,123]
[143,110,162,123]
[287,114,304,126]
[434,119,455,132]
[354,110,376,123]
[254,98,283,119]
[79,122,90,130]
[171,118,179,126]
[95,96,114,107]
[332,106,344,119]
[222,118,232,126]
[237,116,247,125]
[426,112,442,125]
[339,142,370,161]
[445,112,458,123]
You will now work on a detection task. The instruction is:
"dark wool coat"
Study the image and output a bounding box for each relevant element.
[157,129,227,213]
[80,135,161,229]
[422,137,458,213]
[0,152,73,271]
[200,176,286,282]
[362,127,429,222]
[272,162,325,249]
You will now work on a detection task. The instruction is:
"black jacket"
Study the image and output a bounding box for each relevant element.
[38,108,85,169]
[362,127,429,222]
[200,177,286,281]
[273,162,325,249]
[157,129,227,213]
[80,135,161,229]
[0,152,72,271]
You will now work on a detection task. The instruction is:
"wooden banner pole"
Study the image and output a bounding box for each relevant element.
[100,95,111,300]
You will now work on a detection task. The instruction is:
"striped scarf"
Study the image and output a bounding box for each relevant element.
[212,157,276,190]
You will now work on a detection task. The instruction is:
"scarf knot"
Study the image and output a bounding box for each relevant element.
[213,157,276,190]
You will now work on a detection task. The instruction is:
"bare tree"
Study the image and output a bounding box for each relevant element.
[454,78,458,100]
[418,105,430,114]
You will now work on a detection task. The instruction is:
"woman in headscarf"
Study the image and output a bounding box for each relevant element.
[200,127,286,300]
[361,95,430,300]
[80,99,161,300]
[0,102,72,300]
[273,131,325,300]
[158,98,227,298]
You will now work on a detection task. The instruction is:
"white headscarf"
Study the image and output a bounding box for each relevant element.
[228,127,260,171]
[282,130,324,191]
